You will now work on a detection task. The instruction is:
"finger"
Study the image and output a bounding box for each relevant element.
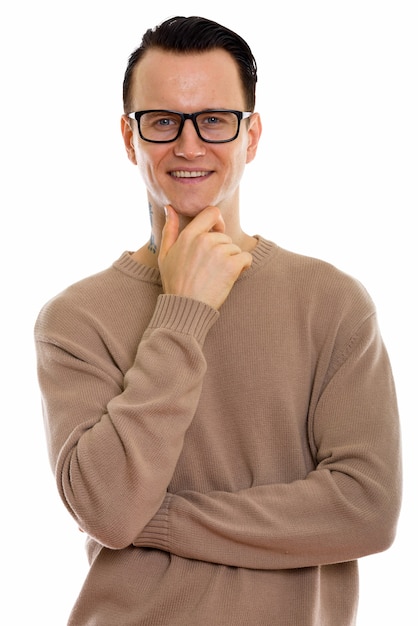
[226,251,253,284]
[240,251,253,270]
[226,248,253,269]
[159,204,179,260]
[184,205,226,236]
[208,207,226,234]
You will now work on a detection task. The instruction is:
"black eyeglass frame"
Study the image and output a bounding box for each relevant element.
[127,109,252,144]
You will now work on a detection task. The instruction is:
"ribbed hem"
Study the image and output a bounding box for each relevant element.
[148,295,219,345]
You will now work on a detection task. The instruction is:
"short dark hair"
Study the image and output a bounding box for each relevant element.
[122,16,258,113]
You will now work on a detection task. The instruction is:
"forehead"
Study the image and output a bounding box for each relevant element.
[130,48,245,111]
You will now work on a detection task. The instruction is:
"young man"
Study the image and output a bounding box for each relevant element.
[35,16,401,626]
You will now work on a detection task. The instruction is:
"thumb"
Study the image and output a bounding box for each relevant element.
[159,204,179,261]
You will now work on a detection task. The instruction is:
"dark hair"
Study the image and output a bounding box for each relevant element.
[122,16,257,113]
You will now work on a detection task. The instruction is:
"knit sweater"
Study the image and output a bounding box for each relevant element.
[35,236,401,626]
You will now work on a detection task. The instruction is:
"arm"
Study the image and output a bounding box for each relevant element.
[36,294,218,550]
[135,312,402,569]
[36,205,250,551]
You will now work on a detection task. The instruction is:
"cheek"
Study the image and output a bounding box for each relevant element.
[225,147,247,182]
[134,147,163,184]
[134,147,172,204]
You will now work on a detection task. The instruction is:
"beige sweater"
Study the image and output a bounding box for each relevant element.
[35,236,401,625]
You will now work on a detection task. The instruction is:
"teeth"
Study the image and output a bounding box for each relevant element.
[171,171,209,178]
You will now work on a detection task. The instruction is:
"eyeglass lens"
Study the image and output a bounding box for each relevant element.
[139,111,240,142]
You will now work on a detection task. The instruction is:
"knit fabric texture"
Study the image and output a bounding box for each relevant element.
[35,236,401,625]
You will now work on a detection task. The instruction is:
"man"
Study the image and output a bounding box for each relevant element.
[35,16,401,626]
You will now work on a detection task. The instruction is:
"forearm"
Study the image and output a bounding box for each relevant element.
[136,460,400,570]
[135,316,402,569]
[37,295,218,549]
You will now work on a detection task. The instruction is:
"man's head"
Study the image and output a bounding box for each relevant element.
[121,16,261,220]
[123,16,257,114]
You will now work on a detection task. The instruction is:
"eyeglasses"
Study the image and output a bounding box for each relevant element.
[127,109,252,144]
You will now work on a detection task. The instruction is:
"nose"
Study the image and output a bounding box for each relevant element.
[173,119,206,159]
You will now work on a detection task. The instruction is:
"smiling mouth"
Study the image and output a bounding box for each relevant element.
[170,170,211,178]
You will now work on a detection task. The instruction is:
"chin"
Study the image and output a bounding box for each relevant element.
[170,195,222,217]
[179,204,208,216]
[169,203,206,218]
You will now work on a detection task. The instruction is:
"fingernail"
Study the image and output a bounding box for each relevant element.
[163,205,168,218]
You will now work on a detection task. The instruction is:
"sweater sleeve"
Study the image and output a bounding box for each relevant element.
[35,294,218,550]
[135,312,402,570]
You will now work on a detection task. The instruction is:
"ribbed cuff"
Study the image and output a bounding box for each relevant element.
[148,295,219,345]
[134,493,173,551]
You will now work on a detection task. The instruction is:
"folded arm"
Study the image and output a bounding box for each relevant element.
[135,314,402,569]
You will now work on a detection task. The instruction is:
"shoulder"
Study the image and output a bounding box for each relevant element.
[35,254,134,335]
[256,237,376,336]
[36,252,161,328]
[34,274,109,353]
[36,265,114,324]
[304,250,368,291]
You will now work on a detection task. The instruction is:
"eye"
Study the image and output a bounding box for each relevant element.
[198,111,235,128]
[155,116,177,127]
[141,112,181,129]
[139,112,182,140]
[200,113,227,126]
[204,115,221,125]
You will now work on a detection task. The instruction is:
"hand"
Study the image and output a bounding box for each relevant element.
[158,205,252,309]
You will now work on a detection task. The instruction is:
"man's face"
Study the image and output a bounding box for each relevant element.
[122,48,261,219]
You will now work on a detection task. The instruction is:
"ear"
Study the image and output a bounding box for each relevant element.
[245,112,262,164]
[121,115,138,165]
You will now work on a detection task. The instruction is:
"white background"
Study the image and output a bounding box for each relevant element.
[1,1,416,624]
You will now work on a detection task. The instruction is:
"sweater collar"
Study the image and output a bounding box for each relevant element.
[113,235,277,284]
